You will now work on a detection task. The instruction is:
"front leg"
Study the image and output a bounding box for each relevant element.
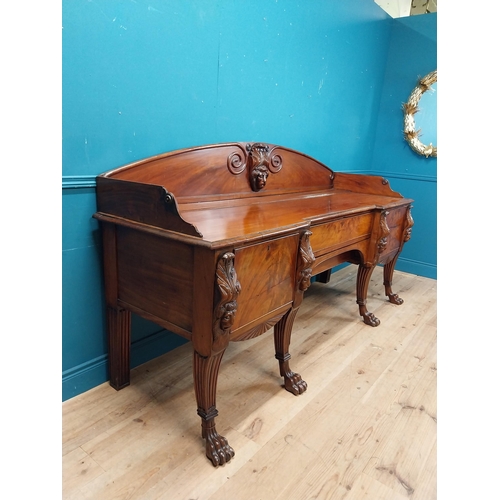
[193,349,234,467]
[272,229,314,395]
[383,254,404,305]
[383,204,413,305]
[356,264,380,327]
[274,307,307,395]
[107,306,132,390]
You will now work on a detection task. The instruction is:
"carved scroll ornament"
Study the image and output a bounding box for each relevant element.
[213,253,241,351]
[226,143,283,191]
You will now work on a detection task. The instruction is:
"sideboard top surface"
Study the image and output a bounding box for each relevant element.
[94,142,412,247]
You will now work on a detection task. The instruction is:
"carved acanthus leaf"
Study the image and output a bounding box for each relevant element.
[377,211,390,255]
[404,206,414,242]
[297,230,315,292]
[213,253,241,349]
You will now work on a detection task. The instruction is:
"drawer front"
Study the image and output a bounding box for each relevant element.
[231,233,299,330]
[310,213,373,255]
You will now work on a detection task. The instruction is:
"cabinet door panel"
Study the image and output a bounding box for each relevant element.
[232,234,299,330]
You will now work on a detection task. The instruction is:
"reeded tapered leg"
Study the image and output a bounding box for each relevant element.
[383,255,404,305]
[107,306,132,390]
[274,307,307,395]
[193,349,234,467]
[356,264,380,327]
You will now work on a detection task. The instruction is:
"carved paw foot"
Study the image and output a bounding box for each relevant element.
[362,312,380,327]
[283,371,308,395]
[204,429,235,467]
[388,293,404,305]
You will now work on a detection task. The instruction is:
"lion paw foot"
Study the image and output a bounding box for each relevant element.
[205,430,234,467]
[362,312,380,327]
[284,371,308,395]
[388,293,404,305]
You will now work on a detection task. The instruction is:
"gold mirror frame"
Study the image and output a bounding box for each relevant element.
[403,70,437,158]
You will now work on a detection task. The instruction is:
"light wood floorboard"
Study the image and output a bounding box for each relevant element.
[62,264,437,499]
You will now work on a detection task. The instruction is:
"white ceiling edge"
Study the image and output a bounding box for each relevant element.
[374,0,411,18]
[374,0,437,18]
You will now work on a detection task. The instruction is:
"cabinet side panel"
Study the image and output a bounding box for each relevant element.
[381,205,408,259]
[116,227,194,332]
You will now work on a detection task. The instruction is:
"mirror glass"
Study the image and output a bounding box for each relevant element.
[414,82,437,147]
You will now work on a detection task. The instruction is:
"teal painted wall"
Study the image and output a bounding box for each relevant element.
[63,1,436,401]
[62,0,391,172]
[370,13,437,278]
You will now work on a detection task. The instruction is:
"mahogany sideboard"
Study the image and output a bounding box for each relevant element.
[93,142,414,466]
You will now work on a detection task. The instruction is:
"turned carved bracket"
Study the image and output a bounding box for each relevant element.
[297,230,315,292]
[227,143,283,191]
[404,205,414,242]
[213,252,241,351]
[377,211,390,256]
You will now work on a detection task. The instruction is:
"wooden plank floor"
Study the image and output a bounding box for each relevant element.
[62,264,437,500]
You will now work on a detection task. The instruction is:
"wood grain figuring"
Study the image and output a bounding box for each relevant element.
[310,213,373,255]
[232,234,298,331]
[96,178,201,236]
[63,266,436,499]
[116,227,194,332]
[333,171,403,197]
[179,191,406,244]
[102,143,335,201]
[93,142,414,466]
